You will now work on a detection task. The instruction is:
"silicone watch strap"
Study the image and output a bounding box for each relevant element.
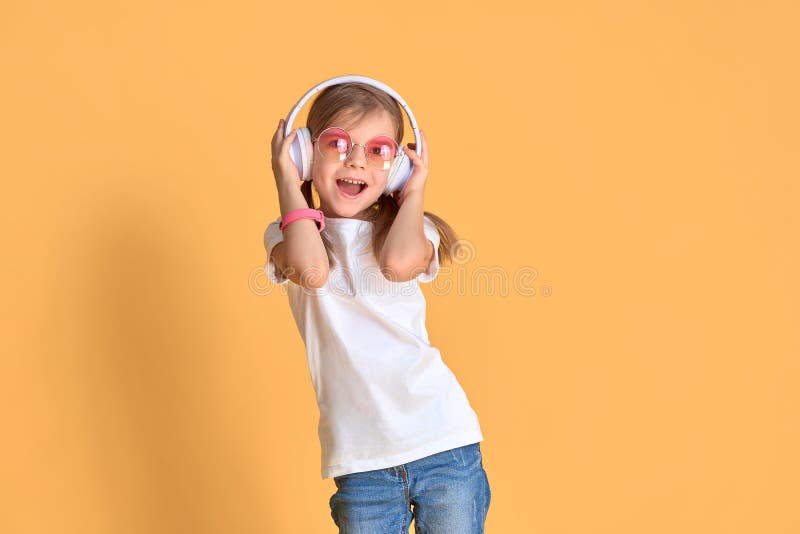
[279,208,325,232]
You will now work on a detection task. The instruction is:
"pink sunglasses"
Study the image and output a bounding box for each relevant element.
[312,127,399,171]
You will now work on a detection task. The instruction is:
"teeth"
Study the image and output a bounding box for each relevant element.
[340,178,366,185]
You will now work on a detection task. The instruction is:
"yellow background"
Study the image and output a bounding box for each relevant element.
[2,1,798,532]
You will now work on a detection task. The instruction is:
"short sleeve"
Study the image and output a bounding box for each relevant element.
[263,216,289,285]
[416,215,441,284]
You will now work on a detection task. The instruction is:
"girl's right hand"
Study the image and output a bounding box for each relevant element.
[270,118,300,188]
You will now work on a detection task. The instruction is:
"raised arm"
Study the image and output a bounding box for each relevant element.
[270,119,330,289]
[379,132,433,282]
[379,191,434,282]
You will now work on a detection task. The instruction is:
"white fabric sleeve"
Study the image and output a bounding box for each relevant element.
[416,215,441,284]
[263,216,289,285]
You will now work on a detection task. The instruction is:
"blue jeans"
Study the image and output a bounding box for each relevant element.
[329,442,491,533]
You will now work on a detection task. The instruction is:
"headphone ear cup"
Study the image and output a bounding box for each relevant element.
[385,153,412,195]
[289,127,313,180]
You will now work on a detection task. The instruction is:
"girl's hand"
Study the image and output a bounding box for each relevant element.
[270,118,301,188]
[392,130,429,207]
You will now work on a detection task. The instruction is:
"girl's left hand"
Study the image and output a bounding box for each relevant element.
[393,130,429,207]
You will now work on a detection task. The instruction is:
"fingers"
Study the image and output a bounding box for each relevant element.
[270,119,301,182]
[272,119,296,155]
[271,119,281,146]
[280,129,296,160]
[273,119,295,139]
[403,130,428,167]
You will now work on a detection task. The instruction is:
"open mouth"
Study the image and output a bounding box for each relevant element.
[336,179,367,199]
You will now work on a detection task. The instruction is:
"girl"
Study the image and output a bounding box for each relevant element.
[264,81,491,533]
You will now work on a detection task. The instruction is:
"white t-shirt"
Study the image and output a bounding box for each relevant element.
[263,214,484,479]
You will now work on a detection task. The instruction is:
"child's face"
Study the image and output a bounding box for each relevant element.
[311,109,397,219]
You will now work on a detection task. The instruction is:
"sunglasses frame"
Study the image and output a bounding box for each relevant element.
[311,126,400,170]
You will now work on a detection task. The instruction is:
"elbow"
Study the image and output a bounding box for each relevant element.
[284,255,330,289]
[380,242,433,283]
[301,271,329,289]
[379,258,421,283]
[288,264,330,288]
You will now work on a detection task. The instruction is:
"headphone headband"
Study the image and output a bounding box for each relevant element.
[283,75,421,158]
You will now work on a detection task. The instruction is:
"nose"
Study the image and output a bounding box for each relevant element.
[344,143,367,168]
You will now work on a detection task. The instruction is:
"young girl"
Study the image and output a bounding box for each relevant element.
[264,81,491,532]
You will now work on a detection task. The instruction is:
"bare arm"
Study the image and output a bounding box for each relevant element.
[378,131,433,282]
[379,190,434,282]
[269,119,330,289]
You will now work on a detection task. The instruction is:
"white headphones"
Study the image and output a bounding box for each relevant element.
[284,75,421,195]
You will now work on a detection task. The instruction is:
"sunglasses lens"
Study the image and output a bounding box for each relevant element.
[316,129,398,170]
[317,128,350,162]
[365,136,398,170]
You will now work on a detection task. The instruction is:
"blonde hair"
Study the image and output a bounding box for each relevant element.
[299,82,461,270]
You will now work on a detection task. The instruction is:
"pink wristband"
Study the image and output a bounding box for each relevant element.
[279,208,326,232]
